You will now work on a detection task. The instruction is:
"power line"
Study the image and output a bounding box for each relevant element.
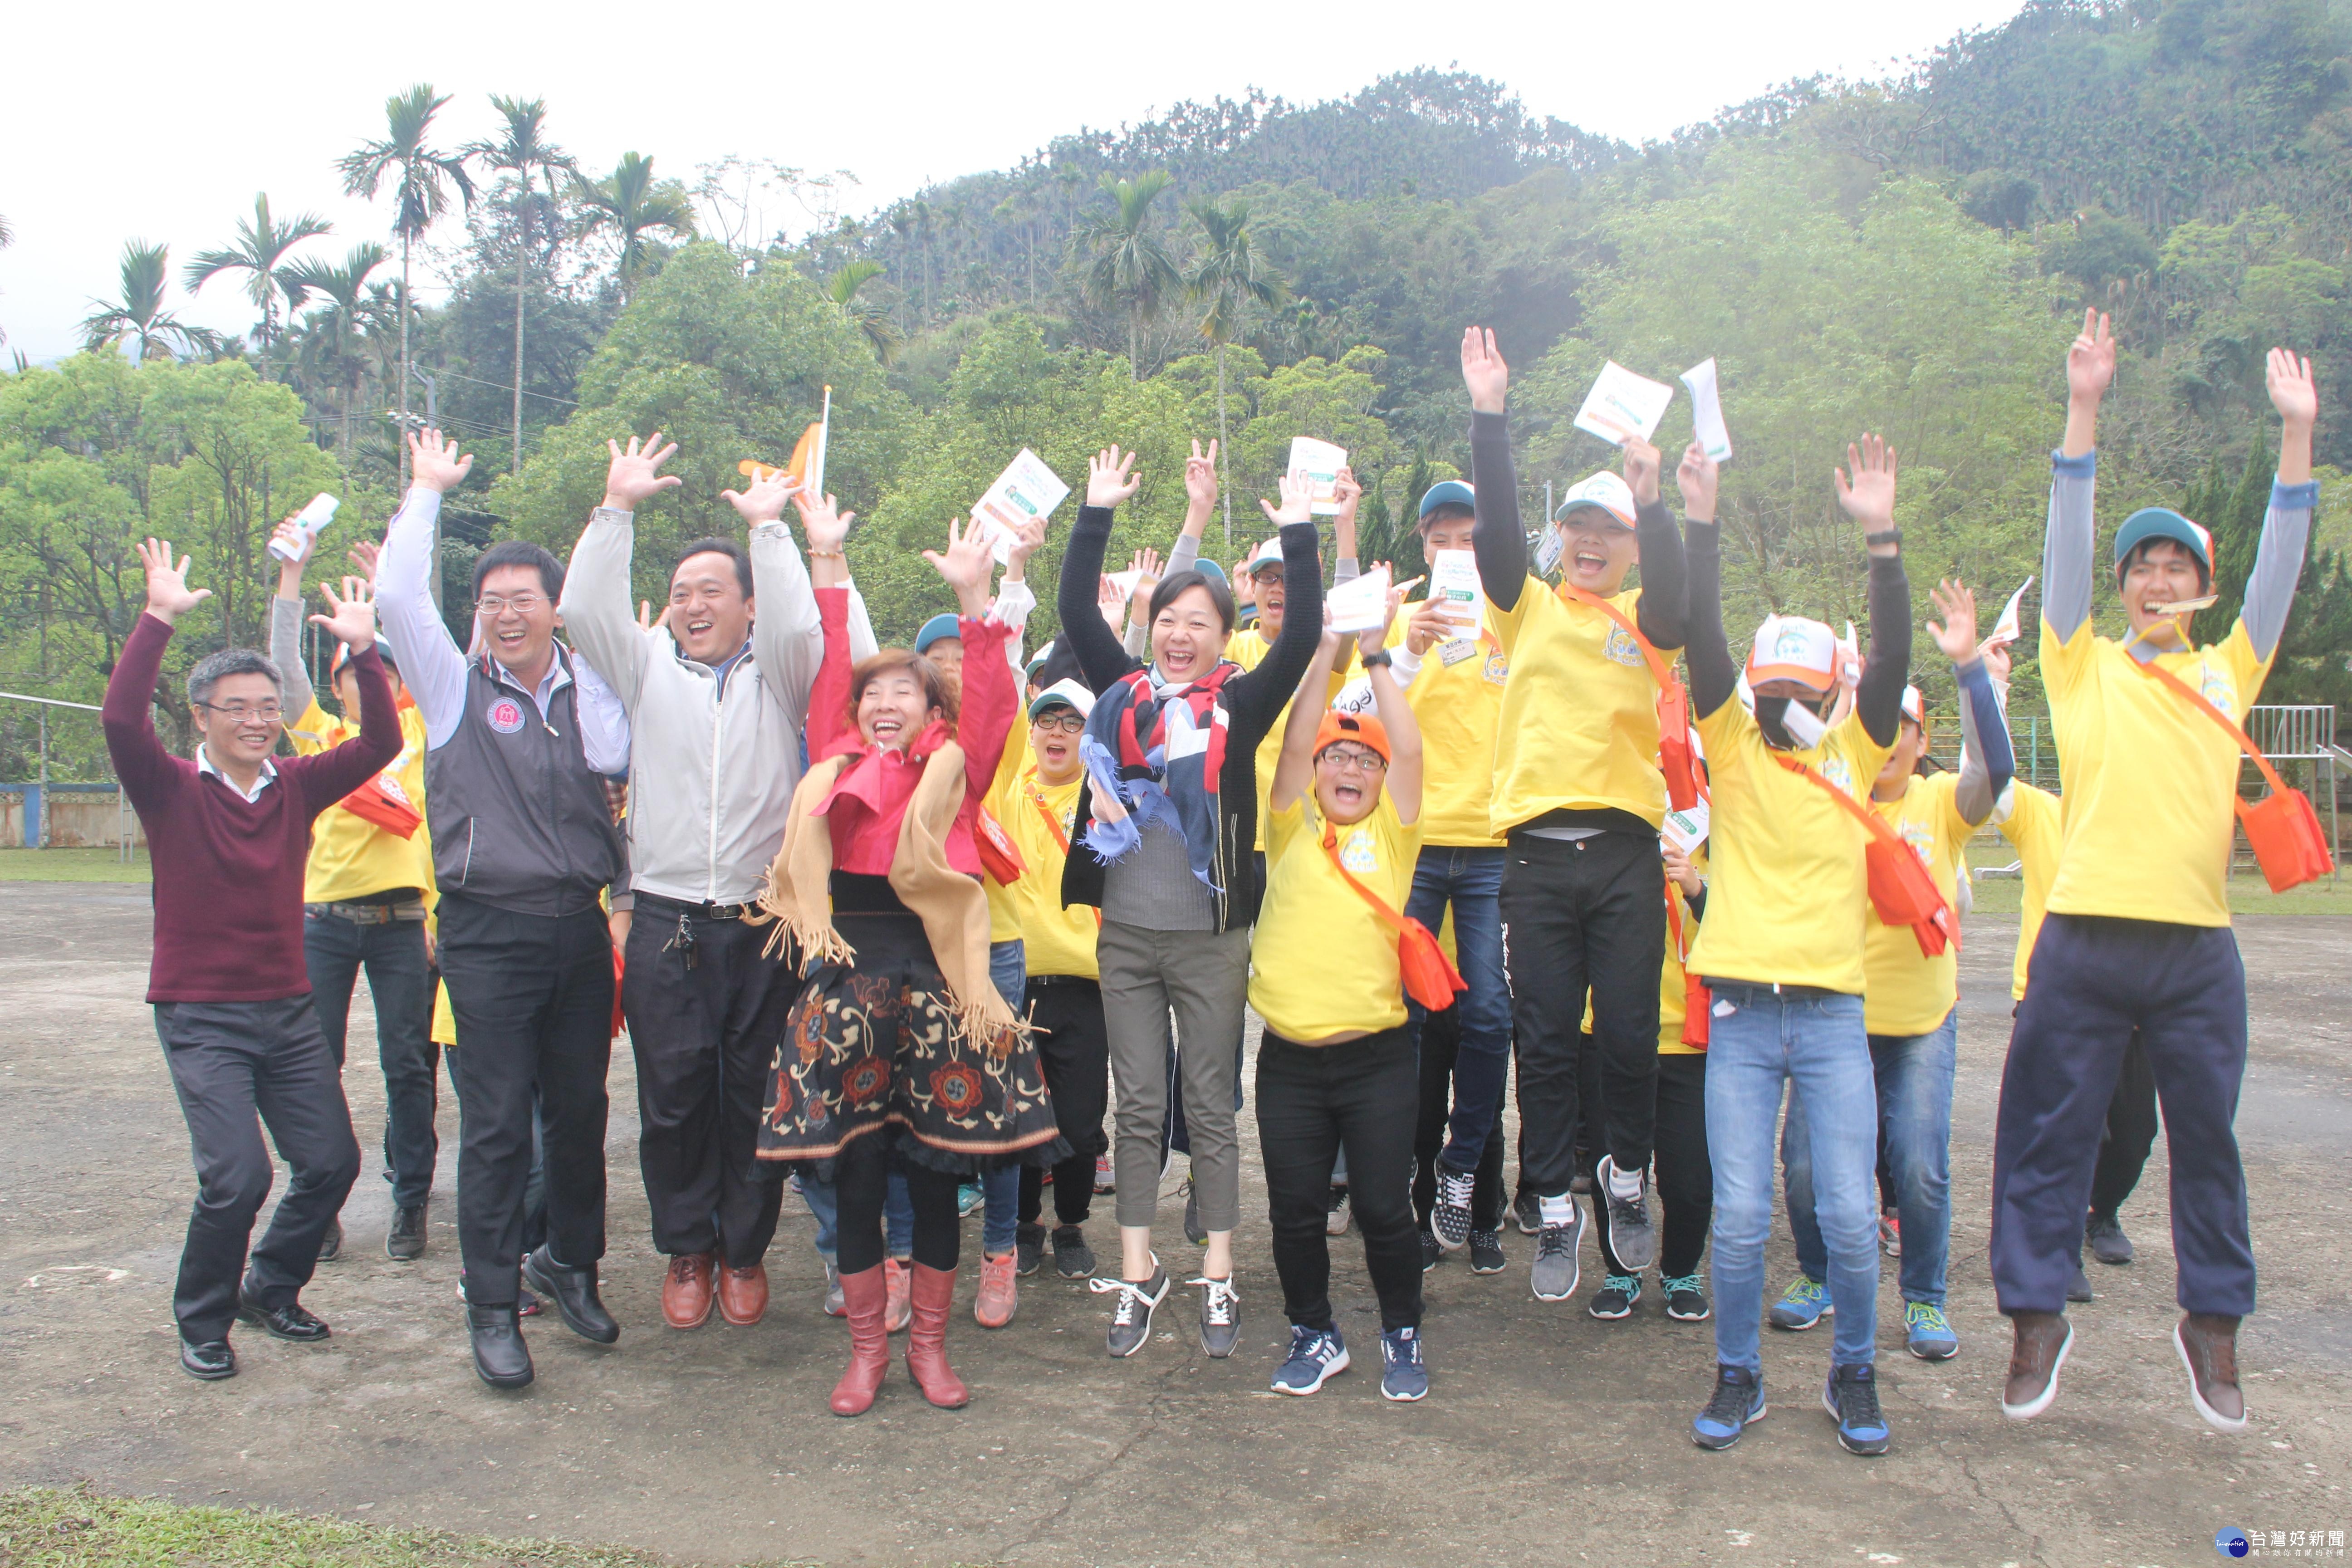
[431,369,579,407]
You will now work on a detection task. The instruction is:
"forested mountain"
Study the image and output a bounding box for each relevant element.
[6,0,2352,781]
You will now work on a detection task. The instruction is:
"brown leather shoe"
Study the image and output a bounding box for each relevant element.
[830,1264,891,1416]
[2001,1310,2073,1420]
[716,1260,769,1327]
[905,1262,969,1408]
[2176,1313,2248,1432]
[661,1252,715,1330]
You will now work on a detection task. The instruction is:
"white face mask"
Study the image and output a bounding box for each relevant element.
[1779,698,1829,748]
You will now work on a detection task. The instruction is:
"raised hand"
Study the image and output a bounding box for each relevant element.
[1979,638,2013,686]
[1359,579,1407,658]
[1087,446,1141,509]
[637,600,655,631]
[1460,326,1508,414]
[1259,470,1315,527]
[1004,514,1048,579]
[1332,466,1363,524]
[1833,434,1899,548]
[346,538,382,583]
[270,516,318,568]
[1183,438,1220,514]
[1676,441,1720,523]
[2267,347,2318,429]
[136,538,211,623]
[923,517,995,617]
[604,432,683,511]
[1404,597,1452,656]
[1098,573,1126,622]
[794,490,854,555]
[1623,436,1662,508]
[2067,308,2115,405]
[310,575,380,649]
[1232,555,1257,608]
[720,463,799,526]
[1926,578,1979,662]
[408,428,473,495]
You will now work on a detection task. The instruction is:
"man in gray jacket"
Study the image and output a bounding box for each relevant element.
[559,434,823,1333]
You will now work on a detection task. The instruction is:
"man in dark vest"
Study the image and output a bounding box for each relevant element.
[377,429,628,1390]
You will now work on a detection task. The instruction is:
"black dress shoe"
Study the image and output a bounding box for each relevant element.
[179,1337,237,1381]
[521,1245,619,1345]
[466,1303,534,1389]
[386,1202,428,1262]
[238,1287,331,1342]
[316,1215,343,1262]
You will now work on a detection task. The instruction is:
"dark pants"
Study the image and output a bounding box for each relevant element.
[1594,1050,1711,1278]
[1993,914,2255,1318]
[1257,1026,1423,1333]
[2091,1031,2159,1221]
[622,901,794,1268]
[437,894,615,1308]
[835,1137,959,1275]
[154,999,362,1343]
[1403,845,1512,1171]
[1019,977,1112,1229]
[1501,829,1664,1196]
[301,907,437,1208]
[1412,1003,1505,1232]
[444,1045,548,1257]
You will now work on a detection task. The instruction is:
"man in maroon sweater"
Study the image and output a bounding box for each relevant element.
[104,538,401,1381]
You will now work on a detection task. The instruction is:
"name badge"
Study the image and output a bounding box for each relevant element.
[1438,637,1478,667]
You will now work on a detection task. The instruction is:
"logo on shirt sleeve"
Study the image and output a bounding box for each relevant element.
[487,698,526,735]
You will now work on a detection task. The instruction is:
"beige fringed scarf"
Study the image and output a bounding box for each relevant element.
[756,743,1024,1058]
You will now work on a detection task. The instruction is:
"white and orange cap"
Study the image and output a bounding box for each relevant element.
[1552,471,1637,530]
[1745,614,1840,693]
[1900,685,1925,726]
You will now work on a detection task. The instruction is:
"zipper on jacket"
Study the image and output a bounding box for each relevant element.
[706,666,725,901]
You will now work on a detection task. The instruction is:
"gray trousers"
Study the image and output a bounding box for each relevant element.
[1098,919,1251,1232]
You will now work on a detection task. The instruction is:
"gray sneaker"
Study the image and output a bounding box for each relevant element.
[1597,1155,1657,1272]
[822,1255,844,1318]
[1090,1260,1170,1357]
[1530,1199,1584,1301]
[1193,1274,1240,1357]
[1052,1225,1097,1280]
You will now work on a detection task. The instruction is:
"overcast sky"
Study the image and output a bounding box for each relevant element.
[1,0,2027,363]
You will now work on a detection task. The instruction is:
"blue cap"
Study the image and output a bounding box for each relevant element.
[914,613,961,653]
[1418,479,1476,520]
[2113,507,2213,573]
[1194,558,1229,587]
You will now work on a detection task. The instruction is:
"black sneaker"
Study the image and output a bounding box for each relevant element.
[1597,1155,1657,1271]
[1467,1229,1507,1275]
[2067,1259,2095,1303]
[315,1214,343,1263]
[1181,1176,1207,1246]
[1429,1166,1475,1251]
[1663,1273,1712,1321]
[1588,1274,1641,1320]
[1530,1201,1584,1302]
[1014,1221,1048,1278]
[385,1202,427,1262]
[1090,1260,1170,1358]
[2087,1213,2134,1266]
[1420,1228,1442,1273]
[1823,1362,1891,1455]
[1512,1189,1541,1236]
[1052,1225,1097,1280]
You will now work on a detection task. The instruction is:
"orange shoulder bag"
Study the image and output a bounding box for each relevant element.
[2133,656,2334,892]
[1318,824,1466,1010]
[975,803,1025,887]
[1664,871,1710,1049]
[1774,757,1955,957]
[1024,777,1102,928]
[1558,584,1699,811]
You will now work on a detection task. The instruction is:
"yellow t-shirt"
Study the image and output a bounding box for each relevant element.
[1000,765,1099,981]
[1250,792,1423,1043]
[982,718,1031,943]
[1686,701,1896,995]
[1488,578,1667,836]
[2041,618,2269,927]
[1998,782,2064,1003]
[286,698,436,906]
[1860,771,1972,1037]
[1400,602,1509,848]
[1228,625,1352,851]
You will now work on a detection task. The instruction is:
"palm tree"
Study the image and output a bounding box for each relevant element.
[1076,172,1182,378]
[0,212,13,348]
[465,96,575,474]
[573,152,695,303]
[827,261,903,365]
[83,240,216,362]
[1186,197,1290,540]
[183,193,332,359]
[283,244,390,455]
[338,83,476,482]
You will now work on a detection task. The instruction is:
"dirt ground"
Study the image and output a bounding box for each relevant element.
[0,883,2346,1568]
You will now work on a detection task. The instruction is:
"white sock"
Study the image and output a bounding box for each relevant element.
[1539,1193,1577,1228]
[1605,1157,1645,1203]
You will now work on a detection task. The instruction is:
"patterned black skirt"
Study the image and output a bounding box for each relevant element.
[756,901,1063,1177]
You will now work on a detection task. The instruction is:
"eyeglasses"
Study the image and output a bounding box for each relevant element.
[476,593,545,616]
[1318,745,1386,773]
[1032,712,1086,735]
[197,700,283,723]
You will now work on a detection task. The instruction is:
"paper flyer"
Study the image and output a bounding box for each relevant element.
[1286,437,1348,516]
[1986,577,2034,647]
[1428,549,1483,631]
[1680,358,1733,462]
[972,448,1071,565]
[1326,564,1392,634]
[1573,360,1676,447]
[1661,800,1710,854]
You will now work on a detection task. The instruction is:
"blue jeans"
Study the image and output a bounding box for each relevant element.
[1705,982,1879,1374]
[801,1168,838,1260]
[1784,1009,1957,1308]
[1402,845,1510,1170]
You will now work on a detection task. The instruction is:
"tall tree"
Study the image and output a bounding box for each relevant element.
[283,244,390,455]
[82,241,216,362]
[465,95,576,474]
[1185,196,1289,539]
[827,261,903,365]
[338,83,475,484]
[182,193,331,358]
[1077,172,1182,378]
[0,211,12,348]
[573,152,696,303]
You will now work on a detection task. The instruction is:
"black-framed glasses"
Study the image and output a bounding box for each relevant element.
[1032,712,1086,735]
[197,700,284,723]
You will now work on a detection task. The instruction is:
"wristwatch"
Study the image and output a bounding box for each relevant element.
[1865,528,1902,549]
[1360,649,1393,670]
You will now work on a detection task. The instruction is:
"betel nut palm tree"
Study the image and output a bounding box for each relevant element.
[1077,171,1182,379]
[83,240,218,363]
[572,152,695,304]
[1186,196,1290,540]
[182,193,333,360]
[465,96,575,474]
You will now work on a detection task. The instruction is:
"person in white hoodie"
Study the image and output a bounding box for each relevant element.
[559,434,825,1334]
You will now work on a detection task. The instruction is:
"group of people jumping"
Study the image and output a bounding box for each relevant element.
[105,309,2318,1455]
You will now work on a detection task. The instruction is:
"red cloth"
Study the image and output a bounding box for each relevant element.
[804,588,1014,877]
[103,613,402,1003]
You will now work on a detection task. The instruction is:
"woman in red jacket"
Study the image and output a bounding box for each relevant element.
[756,500,1059,1416]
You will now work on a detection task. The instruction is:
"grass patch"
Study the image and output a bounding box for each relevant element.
[0,848,150,883]
[1961,842,2350,916]
[0,1485,816,1568]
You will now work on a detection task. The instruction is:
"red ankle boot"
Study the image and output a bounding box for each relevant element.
[829,1265,891,1416]
[905,1263,969,1408]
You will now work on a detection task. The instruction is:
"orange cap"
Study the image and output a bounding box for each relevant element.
[1313,708,1391,764]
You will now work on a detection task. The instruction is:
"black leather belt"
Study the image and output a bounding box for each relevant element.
[634,891,756,922]
[306,900,427,925]
[1027,974,1098,989]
